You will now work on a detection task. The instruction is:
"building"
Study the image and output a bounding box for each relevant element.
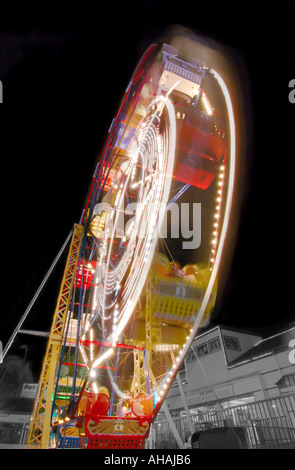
[152,324,295,449]
[0,383,37,448]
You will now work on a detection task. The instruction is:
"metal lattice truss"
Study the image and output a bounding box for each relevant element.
[26,224,84,448]
[131,350,147,396]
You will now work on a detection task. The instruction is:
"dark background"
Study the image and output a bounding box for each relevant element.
[1,0,295,378]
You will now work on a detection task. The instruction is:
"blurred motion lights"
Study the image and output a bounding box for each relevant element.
[28,29,238,450]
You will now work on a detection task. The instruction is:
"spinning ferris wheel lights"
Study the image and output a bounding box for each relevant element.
[25,34,238,450]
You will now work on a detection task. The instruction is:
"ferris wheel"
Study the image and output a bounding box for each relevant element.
[26,36,236,450]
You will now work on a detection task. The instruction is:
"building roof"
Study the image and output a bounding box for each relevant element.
[227,326,295,368]
[198,323,263,338]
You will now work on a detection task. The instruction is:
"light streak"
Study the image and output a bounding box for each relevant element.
[210,163,225,267]
[98,94,176,344]
[90,328,94,362]
[202,90,214,115]
[157,68,236,400]
[91,348,114,371]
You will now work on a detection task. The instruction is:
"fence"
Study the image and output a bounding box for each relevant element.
[152,393,295,449]
[0,421,29,446]
[1,394,294,449]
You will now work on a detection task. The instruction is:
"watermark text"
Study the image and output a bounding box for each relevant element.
[288,339,295,364]
[92,201,202,250]
[288,79,295,103]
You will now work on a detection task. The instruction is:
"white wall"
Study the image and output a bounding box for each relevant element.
[165,326,295,412]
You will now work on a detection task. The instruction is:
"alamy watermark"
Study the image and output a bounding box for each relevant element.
[92,201,202,250]
[288,79,295,103]
[289,339,295,365]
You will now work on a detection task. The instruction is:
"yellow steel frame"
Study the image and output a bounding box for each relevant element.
[145,272,160,389]
[26,224,84,448]
[131,349,147,396]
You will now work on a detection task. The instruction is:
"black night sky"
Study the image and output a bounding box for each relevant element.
[1,0,295,378]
